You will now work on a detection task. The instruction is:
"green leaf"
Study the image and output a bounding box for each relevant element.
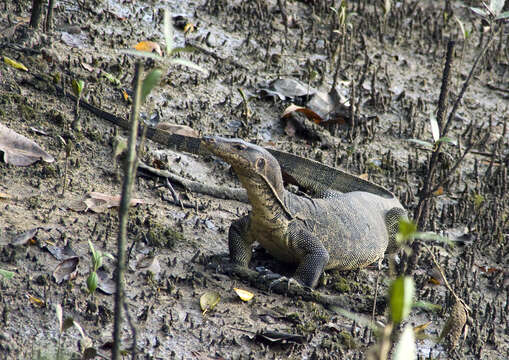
[141,68,163,103]
[436,136,457,145]
[389,276,415,324]
[101,71,121,87]
[414,231,453,246]
[87,271,98,294]
[169,58,207,74]
[398,218,417,239]
[392,324,417,360]
[470,7,488,17]
[495,10,509,20]
[413,300,442,312]
[88,239,96,258]
[163,10,174,55]
[0,268,14,279]
[169,46,196,55]
[72,79,84,97]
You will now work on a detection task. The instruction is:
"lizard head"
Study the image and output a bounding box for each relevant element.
[201,136,283,188]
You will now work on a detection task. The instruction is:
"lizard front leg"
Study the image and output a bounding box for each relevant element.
[288,222,330,288]
[228,215,253,267]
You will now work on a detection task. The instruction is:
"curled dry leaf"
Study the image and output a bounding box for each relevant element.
[53,256,79,284]
[0,123,54,166]
[234,288,254,302]
[156,123,199,137]
[282,104,324,124]
[134,41,163,56]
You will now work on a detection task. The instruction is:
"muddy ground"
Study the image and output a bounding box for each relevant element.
[0,0,508,359]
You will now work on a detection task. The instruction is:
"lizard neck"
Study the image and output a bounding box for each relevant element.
[237,174,292,221]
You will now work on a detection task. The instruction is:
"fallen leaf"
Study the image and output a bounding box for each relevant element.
[69,192,149,213]
[413,321,432,335]
[200,291,220,315]
[0,123,55,166]
[96,269,115,295]
[282,104,324,124]
[27,293,45,307]
[136,255,161,276]
[259,78,316,100]
[134,41,163,56]
[12,228,38,246]
[234,288,254,302]
[156,123,199,137]
[3,56,28,71]
[53,257,79,284]
[81,62,94,72]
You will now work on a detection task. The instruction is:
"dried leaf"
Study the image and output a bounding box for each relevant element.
[136,255,161,276]
[234,288,254,302]
[3,56,28,71]
[53,256,79,284]
[282,104,324,124]
[0,123,54,166]
[260,78,316,100]
[76,192,148,213]
[134,41,163,56]
[200,291,220,315]
[12,228,38,246]
[96,269,115,295]
[156,123,199,137]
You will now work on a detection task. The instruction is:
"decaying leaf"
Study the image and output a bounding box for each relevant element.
[96,269,115,295]
[259,78,316,100]
[0,123,55,166]
[69,192,149,213]
[12,228,38,246]
[134,41,163,56]
[413,321,432,335]
[234,288,254,302]
[53,256,79,284]
[136,255,161,276]
[255,331,307,344]
[200,291,220,315]
[156,123,199,137]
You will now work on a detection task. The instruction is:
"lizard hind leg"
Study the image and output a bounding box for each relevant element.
[228,216,253,267]
[385,207,408,253]
[288,222,330,288]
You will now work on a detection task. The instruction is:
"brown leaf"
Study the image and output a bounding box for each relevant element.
[53,256,79,284]
[96,269,115,295]
[0,123,54,166]
[71,192,149,213]
[281,104,324,124]
[12,228,38,246]
[134,41,163,56]
[156,123,199,137]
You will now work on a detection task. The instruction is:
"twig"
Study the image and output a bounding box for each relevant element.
[112,62,143,360]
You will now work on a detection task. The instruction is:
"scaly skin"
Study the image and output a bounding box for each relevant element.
[201,136,406,288]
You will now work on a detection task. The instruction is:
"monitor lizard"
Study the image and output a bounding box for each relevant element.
[201,136,406,288]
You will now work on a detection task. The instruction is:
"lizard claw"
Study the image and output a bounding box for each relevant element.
[268,276,302,292]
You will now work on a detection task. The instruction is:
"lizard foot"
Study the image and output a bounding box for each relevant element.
[268,275,305,293]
